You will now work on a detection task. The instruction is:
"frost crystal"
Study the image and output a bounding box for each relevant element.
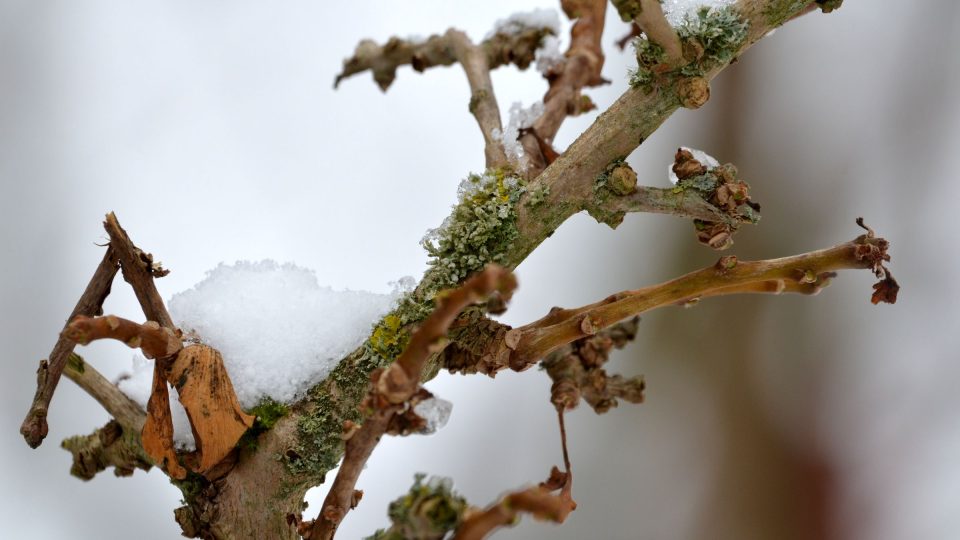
[118,260,402,444]
[661,0,737,26]
[535,35,564,75]
[667,147,720,184]
[486,8,561,39]
[414,397,453,434]
[495,101,544,170]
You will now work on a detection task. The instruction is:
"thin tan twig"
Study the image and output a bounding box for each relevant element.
[20,246,118,448]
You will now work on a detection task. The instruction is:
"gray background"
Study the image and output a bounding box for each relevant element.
[2,1,958,539]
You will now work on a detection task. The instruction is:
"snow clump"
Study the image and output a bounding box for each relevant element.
[492,101,544,170]
[118,260,405,448]
[414,397,453,434]
[535,35,564,75]
[486,8,561,39]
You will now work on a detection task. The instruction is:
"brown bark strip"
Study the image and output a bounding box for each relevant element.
[170,345,255,477]
[304,265,517,540]
[520,0,608,177]
[64,315,182,359]
[20,246,118,448]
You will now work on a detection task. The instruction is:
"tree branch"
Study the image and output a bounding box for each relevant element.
[334,24,556,169]
[633,0,684,65]
[64,315,182,359]
[452,465,575,540]
[103,211,186,479]
[61,420,153,481]
[304,265,517,540]
[509,229,894,368]
[445,30,509,169]
[20,246,118,448]
[63,352,147,432]
[520,0,608,176]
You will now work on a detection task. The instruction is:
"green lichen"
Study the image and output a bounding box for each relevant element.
[629,36,665,92]
[672,172,719,196]
[238,398,290,450]
[590,157,630,229]
[629,6,747,88]
[173,472,210,506]
[365,473,468,540]
[594,157,627,192]
[764,0,812,27]
[525,184,551,208]
[816,0,843,13]
[288,169,527,481]
[287,347,383,479]
[420,169,525,293]
[66,352,85,374]
[677,6,749,77]
[610,0,643,22]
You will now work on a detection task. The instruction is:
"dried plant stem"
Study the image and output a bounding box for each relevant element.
[20,246,118,448]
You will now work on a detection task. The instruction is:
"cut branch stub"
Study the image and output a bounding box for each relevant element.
[170,344,255,477]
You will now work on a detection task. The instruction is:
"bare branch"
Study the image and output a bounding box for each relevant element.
[509,229,895,368]
[20,246,118,448]
[103,212,174,329]
[452,466,575,540]
[63,353,147,432]
[334,25,555,169]
[520,0,608,176]
[304,265,517,540]
[633,0,684,64]
[64,315,182,359]
[445,30,509,169]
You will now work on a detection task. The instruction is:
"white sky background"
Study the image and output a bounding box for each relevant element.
[1,2,960,539]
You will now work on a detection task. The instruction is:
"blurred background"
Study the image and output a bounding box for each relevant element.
[2,1,958,538]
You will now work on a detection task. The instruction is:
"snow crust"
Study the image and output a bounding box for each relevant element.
[414,397,453,434]
[492,101,544,170]
[661,0,737,26]
[486,8,561,39]
[535,35,564,75]
[117,260,407,448]
[668,146,720,184]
